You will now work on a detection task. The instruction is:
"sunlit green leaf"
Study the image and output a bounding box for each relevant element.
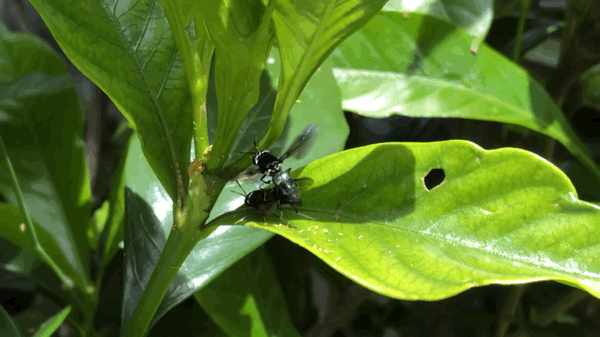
[213,141,600,300]
[28,0,193,200]
[196,246,301,337]
[329,12,600,183]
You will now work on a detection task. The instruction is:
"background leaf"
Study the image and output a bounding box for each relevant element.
[0,304,23,337]
[0,211,67,302]
[28,0,193,200]
[383,0,494,46]
[100,132,132,267]
[328,12,600,183]
[581,64,600,110]
[0,27,90,290]
[32,306,71,337]
[213,141,600,300]
[195,246,302,337]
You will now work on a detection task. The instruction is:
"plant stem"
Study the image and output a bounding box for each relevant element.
[533,289,588,327]
[512,0,531,62]
[495,285,527,337]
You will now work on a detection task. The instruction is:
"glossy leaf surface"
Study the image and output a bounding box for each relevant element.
[329,12,599,182]
[0,27,90,290]
[196,246,302,337]
[213,141,600,300]
[383,0,493,46]
[29,0,193,200]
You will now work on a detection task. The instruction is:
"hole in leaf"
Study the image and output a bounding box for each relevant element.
[423,168,445,190]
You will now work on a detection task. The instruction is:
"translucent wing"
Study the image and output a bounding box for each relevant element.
[279,124,320,162]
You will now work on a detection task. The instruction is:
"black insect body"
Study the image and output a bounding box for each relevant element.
[243,124,319,212]
[236,180,288,216]
[271,168,301,212]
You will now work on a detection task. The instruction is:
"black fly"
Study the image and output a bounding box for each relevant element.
[239,124,319,212]
[235,180,287,216]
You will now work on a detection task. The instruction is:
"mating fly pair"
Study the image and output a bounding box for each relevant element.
[236,124,319,217]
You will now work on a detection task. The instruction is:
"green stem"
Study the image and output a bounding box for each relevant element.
[495,285,527,337]
[512,0,530,62]
[162,0,212,161]
[193,15,213,158]
[532,289,588,327]
[0,134,91,315]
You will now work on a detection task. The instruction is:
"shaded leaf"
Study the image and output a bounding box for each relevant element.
[581,64,600,110]
[29,0,193,200]
[100,132,132,267]
[0,234,66,301]
[213,141,600,300]
[0,304,23,337]
[329,12,600,182]
[196,246,301,337]
[0,27,90,290]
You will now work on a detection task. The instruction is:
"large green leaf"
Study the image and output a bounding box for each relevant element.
[329,12,600,182]
[195,246,302,337]
[383,0,493,46]
[0,27,91,291]
[212,141,600,300]
[28,0,193,200]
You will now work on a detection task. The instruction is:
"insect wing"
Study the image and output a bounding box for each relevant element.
[278,124,320,162]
